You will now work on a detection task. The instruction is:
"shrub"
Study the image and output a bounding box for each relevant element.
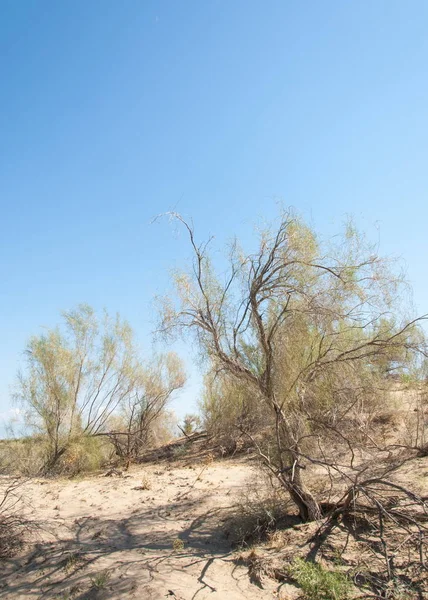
[59,435,109,476]
[171,444,188,460]
[0,436,46,476]
[224,474,290,547]
[200,373,270,454]
[172,537,185,551]
[0,478,30,558]
[287,557,352,600]
[90,570,111,590]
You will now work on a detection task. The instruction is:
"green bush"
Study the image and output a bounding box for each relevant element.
[0,434,110,477]
[90,570,111,590]
[287,557,352,600]
[58,435,109,475]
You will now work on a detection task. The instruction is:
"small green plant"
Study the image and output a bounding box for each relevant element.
[90,570,111,590]
[171,444,187,460]
[172,537,185,551]
[331,548,345,566]
[63,551,80,573]
[287,558,352,600]
[181,413,201,435]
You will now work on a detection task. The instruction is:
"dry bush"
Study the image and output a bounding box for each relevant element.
[100,354,185,465]
[401,386,428,450]
[224,470,294,547]
[0,434,110,477]
[200,373,270,454]
[0,477,30,558]
[14,305,145,474]
[0,436,46,476]
[304,473,428,599]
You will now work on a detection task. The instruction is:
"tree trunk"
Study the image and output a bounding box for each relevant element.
[272,405,323,521]
[287,481,322,521]
[41,446,67,475]
[280,467,322,521]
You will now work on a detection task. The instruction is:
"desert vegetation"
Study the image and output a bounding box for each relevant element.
[157,210,428,595]
[1,304,184,477]
[160,210,427,504]
[1,210,428,599]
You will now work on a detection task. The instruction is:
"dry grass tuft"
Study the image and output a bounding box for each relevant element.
[0,477,32,558]
[224,472,294,547]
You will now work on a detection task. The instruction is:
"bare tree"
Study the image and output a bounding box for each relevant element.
[159,211,427,521]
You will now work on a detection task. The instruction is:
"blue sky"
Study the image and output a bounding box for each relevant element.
[1,1,428,432]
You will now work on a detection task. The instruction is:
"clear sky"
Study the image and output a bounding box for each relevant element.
[1,1,428,432]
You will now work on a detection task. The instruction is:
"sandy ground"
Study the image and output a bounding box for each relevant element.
[0,459,279,600]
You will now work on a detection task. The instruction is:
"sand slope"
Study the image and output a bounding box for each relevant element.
[0,460,278,599]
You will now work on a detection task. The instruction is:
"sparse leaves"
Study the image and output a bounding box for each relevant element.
[161,209,427,522]
[14,305,185,473]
